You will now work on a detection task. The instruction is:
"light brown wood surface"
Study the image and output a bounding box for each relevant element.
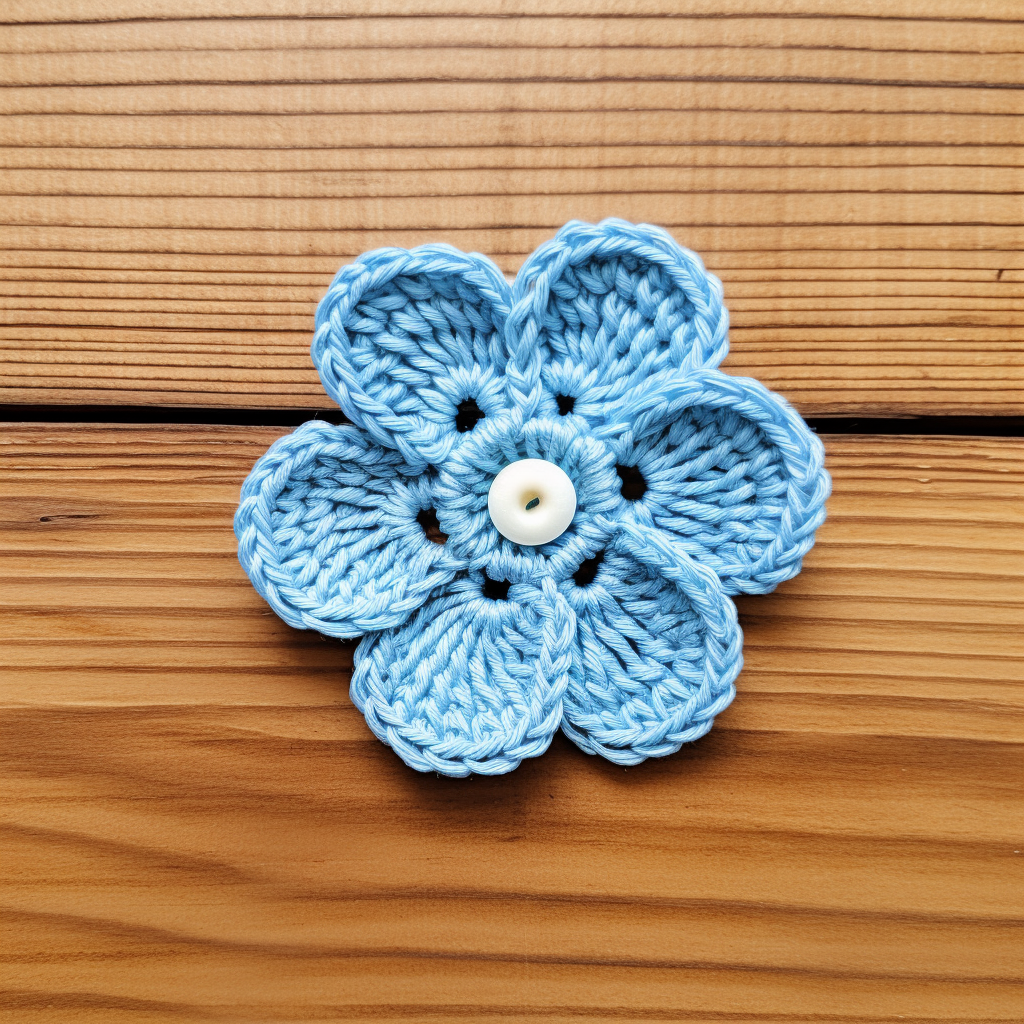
[1,4,1022,1022]
[1,427,1022,1021]
[1,4,1022,414]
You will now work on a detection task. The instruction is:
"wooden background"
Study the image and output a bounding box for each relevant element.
[1,2,1022,1021]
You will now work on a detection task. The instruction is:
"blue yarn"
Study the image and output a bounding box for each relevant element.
[235,219,831,777]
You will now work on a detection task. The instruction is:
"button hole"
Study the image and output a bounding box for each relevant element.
[525,496,540,511]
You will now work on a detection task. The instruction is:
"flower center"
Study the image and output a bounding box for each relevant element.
[487,458,577,546]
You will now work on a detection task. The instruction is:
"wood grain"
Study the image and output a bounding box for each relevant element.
[1,424,1021,1021]
[1,3,1021,1020]
[1,5,1022,415]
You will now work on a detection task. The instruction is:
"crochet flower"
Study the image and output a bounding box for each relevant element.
[235,219,830,777]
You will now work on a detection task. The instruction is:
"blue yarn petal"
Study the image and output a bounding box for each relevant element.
[351,575,574,777]
[560,520,742,765]
[596,368,832,595]
[312,245,513,471]
[503,218,728,423]
[235,421,461,638]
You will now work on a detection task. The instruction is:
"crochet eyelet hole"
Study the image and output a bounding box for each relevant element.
[573,550,604,588]
[555,394,576,415]
[416,507,447,546]
[455,398,485,433]
[482,574,511,602]
[616,464,648,501]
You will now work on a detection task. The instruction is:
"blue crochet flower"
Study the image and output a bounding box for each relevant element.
[235,219,830,777]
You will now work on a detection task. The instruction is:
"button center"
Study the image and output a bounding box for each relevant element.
[487,459,577,546]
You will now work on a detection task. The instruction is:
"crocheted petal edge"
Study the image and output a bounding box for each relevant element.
[234,420,459,639]
[503,218,729,420]
[560,520,742,765]
[599,368,832,595]
[350,576,574,777]
[311,245,513,470]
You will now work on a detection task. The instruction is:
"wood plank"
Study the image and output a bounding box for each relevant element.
[1,424,1022,1021]
[1,9,1022,417]
[4,0,1022,21]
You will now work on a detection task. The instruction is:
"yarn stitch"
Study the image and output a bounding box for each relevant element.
[235,219,831,776]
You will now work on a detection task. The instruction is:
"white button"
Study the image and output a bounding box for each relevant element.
[487,458,577,546]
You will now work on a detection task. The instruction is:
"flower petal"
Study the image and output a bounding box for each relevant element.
[597,369,831,595]
[312,245,512,470]
[560,520,742,765]
[235,421,460,638]
[503,219,728,422]
[351,575,574,776]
